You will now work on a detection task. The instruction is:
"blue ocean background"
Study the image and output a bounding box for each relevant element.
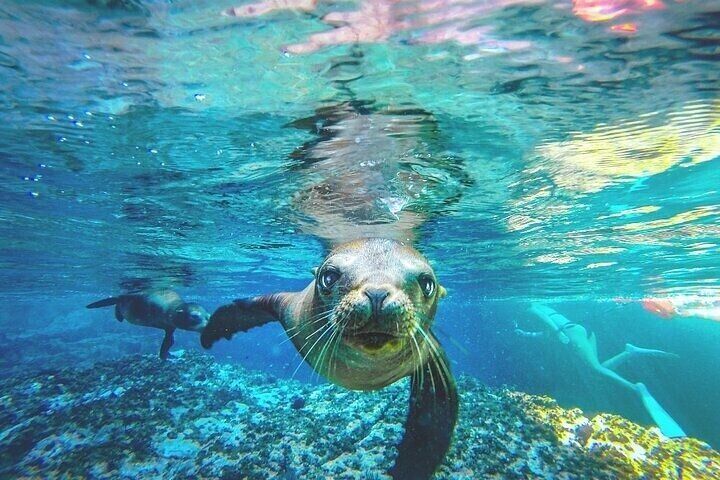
[1,0,720,474]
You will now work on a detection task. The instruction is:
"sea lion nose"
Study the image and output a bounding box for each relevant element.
[364,287,389,315]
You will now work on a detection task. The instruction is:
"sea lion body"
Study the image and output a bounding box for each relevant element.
[87,289,209,359]
[202,239,457,478]
[110,290,207,331]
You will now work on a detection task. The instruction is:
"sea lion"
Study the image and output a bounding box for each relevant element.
[201,238,458,479]
[87,289,209,360]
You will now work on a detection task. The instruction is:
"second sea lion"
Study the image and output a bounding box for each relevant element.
[87,289,209,360]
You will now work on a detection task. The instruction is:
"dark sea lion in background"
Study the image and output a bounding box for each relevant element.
[201,238,457,479]
[87,289,209,360]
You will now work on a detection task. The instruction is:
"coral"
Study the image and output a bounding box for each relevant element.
[0,351,717,479]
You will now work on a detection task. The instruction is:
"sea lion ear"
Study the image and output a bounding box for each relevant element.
[438,285,447,299]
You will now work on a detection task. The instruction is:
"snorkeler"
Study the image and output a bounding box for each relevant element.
[87,289,210,360]
[522,302,686,438]
[642,294,720,322]
[223,0,661,54]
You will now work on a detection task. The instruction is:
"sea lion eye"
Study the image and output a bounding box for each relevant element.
[318,267,340,291]
[418,274,435,297]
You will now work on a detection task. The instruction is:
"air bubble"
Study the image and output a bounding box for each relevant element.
[194,93,206,102]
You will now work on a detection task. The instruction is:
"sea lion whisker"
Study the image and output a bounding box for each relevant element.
[404,322,425,388]
[282,319,329,348]
[430,342,452,396]
[421,331,449,392]
[288,321,333,378]
[295,320,332,356]
[281,311,333,345]
[411,320,437,395]
[292,320,336,379]
[288,306,333,327]
[415,325,450,398]
[410,319,444,395]
[315,314,341,381]
[285,309,332,334]
[329,318,348,379]
[408,328,425,393]
[281,319,321,345]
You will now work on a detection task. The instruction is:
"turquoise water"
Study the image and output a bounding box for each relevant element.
[1,0,720,477]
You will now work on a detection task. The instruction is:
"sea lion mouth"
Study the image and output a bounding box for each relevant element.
[345,331,404,353]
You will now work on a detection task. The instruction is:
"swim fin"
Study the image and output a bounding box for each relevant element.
[602,343,679,370]
[635,382,686,438]
[625,343,679,359]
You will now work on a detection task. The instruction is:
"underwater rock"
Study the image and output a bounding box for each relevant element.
[291,396,306,410]
[0,351,717,479]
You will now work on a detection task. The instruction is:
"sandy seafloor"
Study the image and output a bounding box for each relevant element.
[1,350,717,479]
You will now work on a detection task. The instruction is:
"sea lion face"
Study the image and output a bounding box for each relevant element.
[173,303,210,331]
[313,239,446,358]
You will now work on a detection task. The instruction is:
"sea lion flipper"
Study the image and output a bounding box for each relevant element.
[201,294,287,349]
[159,328,175,360]
[86,296,124,321]
[390,338,458,480]
[86,297,119,309]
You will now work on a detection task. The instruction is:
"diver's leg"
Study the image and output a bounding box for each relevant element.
[593,364,638,392]
[602,343,678,370]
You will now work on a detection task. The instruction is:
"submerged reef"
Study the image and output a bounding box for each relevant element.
[1,351,717,479]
